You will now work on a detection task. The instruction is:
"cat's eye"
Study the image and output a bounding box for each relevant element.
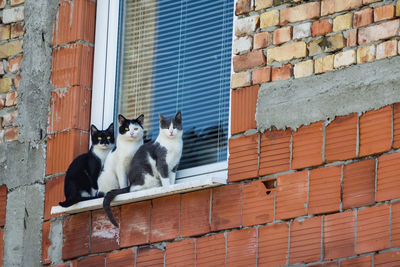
[173,126,177,129]
[106,136,111,140]
[97,137,102,140]
[134,128,138,131]
[125,127,129,131]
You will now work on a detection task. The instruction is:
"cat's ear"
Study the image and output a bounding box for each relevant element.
[91,124,99,135]
[118,114,126,126]
[175,111,182,121]
[107,122,114,133]
[159,113,165,121]
[136,114,144,126]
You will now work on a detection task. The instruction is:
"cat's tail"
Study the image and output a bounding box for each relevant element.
[103,187,130,227]
[58,196,97,207]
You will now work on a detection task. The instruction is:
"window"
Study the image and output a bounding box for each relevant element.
[91,0,234,183]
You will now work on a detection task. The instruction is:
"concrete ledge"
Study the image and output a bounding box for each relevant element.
[256,57,400,130]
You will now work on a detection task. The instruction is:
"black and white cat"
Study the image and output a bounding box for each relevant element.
[103,111,183,226]
[97,114,144,194]
[59,123,114,207]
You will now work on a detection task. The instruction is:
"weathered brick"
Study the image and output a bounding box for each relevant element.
[235,0,253,15]
[4,126,18,141]
[321,0,362,16]
[326,33,346,52]
[230,86,259,135]
[2,110,17,127]
[312,19,332,37]
[294,60,313,78]
[293,22,312,40]
[106,249,135,267]
[397,0,400,16]
[5,91,17,106]
[150,195,179,242]
[231,71,251,89]
[273,26,292,45]
[258,223,289,266]
[8,56,22,73]
[10,0,24,6]
[0,25,10,41]
[42,221,51,265]
[252,66,271,84]
[11,23,24,38]
[242,180,274,226]
[228,134,258,181]
[233,36,253,55]
[0,40,22,59]
[120,201,150,247]
[363,0,381,4]
[253,31,271,50]
[0,78,12,93]
[334,49,356,68]
[267,41,306,64]
[227,228,257,267]
[260,10,279,28]
[233,50,266,72]
[280,2,320,25]
[377,153,400,201]
[357,45,376,63]
[358,19,400,44]
[3,6,24,23]
[346,29,358,46]
[376,39,397,59]
[315,55,334,74]
[333,13,353,32]
[211,184,242,231]
[255,0,273,11]
[271,64,292,81]
[354,8,373,28]
[196,234,225,267]
[0,185,7,226]
[0,0,5,9]
[166,239,195,267]
[235,16,259,36]
[62,213,90,260]
[0,96,4,109]
[91,208,120,254]
[308,38,324,56]
[374,4,395,22]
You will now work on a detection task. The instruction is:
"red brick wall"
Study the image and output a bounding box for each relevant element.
[42,0,400,266]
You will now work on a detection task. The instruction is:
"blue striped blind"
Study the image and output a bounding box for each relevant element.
[118,0,233,170]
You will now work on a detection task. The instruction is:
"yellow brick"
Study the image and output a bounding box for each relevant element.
[294,60,314,78]
[326,33,346,52]
[334,49,356,68]
[333,13,353,32]
[315,55,334,74]
[0,40,22,59]
[267,41,307,64]
[231,72,251,89]
[397,0,400,16]
[357,45,376,63]
[255,0,273,11]
[0,77,12,93]
[0,25,10,41]
[260,10,279,28]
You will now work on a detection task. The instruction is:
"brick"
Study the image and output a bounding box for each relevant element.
[42,221,51,265]
[376,39,397,59]
[255,0,273,10]
[276,171,308,220]
[10,23,24,38]
[211,184,242,231]
[91,208,120,253]
[233,50,265,72]
[242,179,274,226]
[358,19,400,45]
[267,41,306,64]
[0,62,3,75]
[44,175,64,220]
[315,55,334,74]
[293,22,312,40]
[7,56,22,73]
[0,229,3,267]
[196,234,225,267]
[359,106,392,156]
[394,103,400,148]
[308,263,339,267]
[308,38,325,56]
[346,29,358,46]
[46,129,89,175]
[231,85,259,135]
[326,33,346,52]
[252,66,271,84]
[343,160,375,210]
[280,2,320,25]
[166,239,195,267]
[120,201,150,247]
[340,256,372,267]
[0,185,6,226]
[235,16,259,36]
[354,8,373,28]
[273,26,292,45]
[398,1,400,16]
[62,212,90,260]
[150,195,180,243]
[0,78,12,93]
[0,96,3,109]
[233,36,253,55]
[76,255,105,267]
[260,10,279,28]
[356,204,390,254]
[324,211,355,260]
[0,25,10,41]
[4,126,18,142]
[271,64,292,81]
[333,13,353,32]
[392,202,400,247]
[309,166,341,215]
[377,153,400,201]
[294,60,313,78]
[357,45,376,63]
[13,75,20,89]
[235,0,252,15]
[48,86,91,134]
[363,0,381,3]
[321,0,362,16]
[0,109,15,126]
[375,250,400,267]
[231,72,251,89]
[5,91,17,107]
[51,43,94,89]
[3,6,24,24]
[228,134,258,181]
[259,129,291,176]
[227,228,257,267]
[292,121,323,169]
[312,19,332,37]
[10,0,24,6]
[106,249,135,267]
[136,247,164,267]
[258,223,289,266]
[253,31,271,49]
[290,217,322,264]
[374,4,395,22]
[334,49,356,68]
[0,0,4,9]
[180,189,210,237]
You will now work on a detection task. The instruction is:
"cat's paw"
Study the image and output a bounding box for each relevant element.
[160,178,170,187]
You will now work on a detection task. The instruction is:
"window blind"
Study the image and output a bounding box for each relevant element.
[118,0,233,171]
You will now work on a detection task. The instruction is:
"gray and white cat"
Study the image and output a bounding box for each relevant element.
[103,111,183,226]
[97,114,144,195]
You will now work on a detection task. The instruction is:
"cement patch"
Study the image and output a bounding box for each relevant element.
[256,56,400,131]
